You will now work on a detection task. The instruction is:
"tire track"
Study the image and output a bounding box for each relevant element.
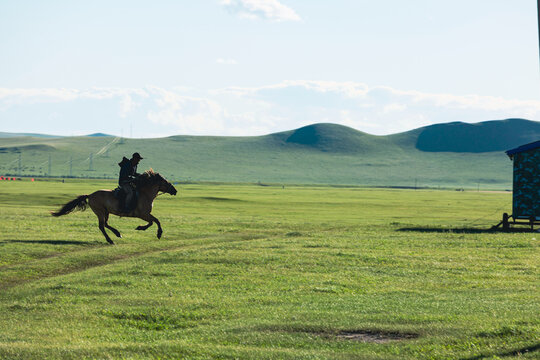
[0,232,272,291]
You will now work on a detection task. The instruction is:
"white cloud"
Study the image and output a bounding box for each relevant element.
[221,0,301,22]
[216,58,238,65]
[217,80,540,134]
[0,87,149,105]
[0,83,539,137]
[0,88,80,105]
[0,87,151,121]
[146,87,226,134]
[221,80,369,97]
[119,94,137,118]
[228,80,540,114]
[383,103,407,114]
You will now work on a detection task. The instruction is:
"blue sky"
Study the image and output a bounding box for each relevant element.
[1,0,539,137]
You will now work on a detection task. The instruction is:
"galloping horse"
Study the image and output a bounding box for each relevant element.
[52,170,177,244]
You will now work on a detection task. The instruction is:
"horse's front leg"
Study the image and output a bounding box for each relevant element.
[136,201,162,239]
[152,215,163,239]
[139,214,162,239]
[136,221,153,231]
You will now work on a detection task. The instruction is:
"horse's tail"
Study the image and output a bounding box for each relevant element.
[51,195,89,217]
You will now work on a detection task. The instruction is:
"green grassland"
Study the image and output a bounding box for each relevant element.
[3,118,540,188]
[0,179,538,359]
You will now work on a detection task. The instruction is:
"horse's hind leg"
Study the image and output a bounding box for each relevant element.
[89,196,115,245]
[99,220,115,245]
[104,213,122,238]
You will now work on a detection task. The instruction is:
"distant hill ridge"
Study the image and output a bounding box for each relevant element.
[87,133,113,137]
[0,118,538,187]
[0,132,63,139]
[267,118,539,153]
[0,132,113,138]
[1,118,538,153]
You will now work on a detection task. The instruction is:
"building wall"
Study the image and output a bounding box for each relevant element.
[513,148,540,220]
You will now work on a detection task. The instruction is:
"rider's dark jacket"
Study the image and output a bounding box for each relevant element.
[118,157,140,186]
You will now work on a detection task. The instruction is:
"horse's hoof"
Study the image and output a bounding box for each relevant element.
[136,226,144,231]
[157,231,162,239]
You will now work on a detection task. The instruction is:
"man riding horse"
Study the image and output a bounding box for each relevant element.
[52,166,177,244]
[118,152,143,213]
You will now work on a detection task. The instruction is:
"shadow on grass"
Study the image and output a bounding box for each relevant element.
[397,227,535,234]
[0,239,97,246]
[460,342,539,360]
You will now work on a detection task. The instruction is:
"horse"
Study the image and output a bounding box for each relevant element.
[52,170,177,244]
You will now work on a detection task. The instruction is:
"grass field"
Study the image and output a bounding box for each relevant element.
[0,179,538,359]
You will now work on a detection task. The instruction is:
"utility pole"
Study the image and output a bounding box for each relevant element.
[18,154,21,176]
[69,156,73,177]
[89,153,93,171]
[48,154,51,177]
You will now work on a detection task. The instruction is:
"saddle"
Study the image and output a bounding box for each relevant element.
[114,185,139,213]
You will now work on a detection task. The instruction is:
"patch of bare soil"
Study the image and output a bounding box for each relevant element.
[337,330,418,343]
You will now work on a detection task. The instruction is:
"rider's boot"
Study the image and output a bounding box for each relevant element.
[123,192,132,214]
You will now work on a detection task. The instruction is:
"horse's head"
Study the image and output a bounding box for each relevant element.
[157,174,177,196]
[138,170,177,196]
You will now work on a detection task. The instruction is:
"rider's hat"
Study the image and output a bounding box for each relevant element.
[132,152,143,160]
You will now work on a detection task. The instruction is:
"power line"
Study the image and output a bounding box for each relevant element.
[95,136,121,156]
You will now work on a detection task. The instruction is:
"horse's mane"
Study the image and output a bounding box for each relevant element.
[135,169,164,188]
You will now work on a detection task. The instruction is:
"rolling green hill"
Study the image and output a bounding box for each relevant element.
[0,119,538,189]
[415,118,540,152]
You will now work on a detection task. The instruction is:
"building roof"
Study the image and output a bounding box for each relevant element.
[506,140,540,157]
